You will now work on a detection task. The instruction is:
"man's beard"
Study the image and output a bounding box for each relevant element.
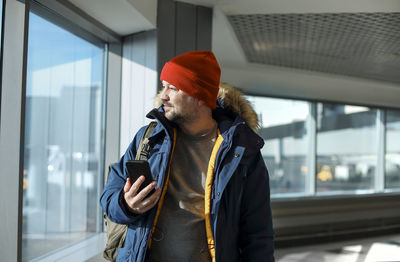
[163,104,198,125]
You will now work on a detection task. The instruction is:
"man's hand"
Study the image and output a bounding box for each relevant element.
[123,176,161,214]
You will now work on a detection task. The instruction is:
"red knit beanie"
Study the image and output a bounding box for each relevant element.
[160,51,221,109]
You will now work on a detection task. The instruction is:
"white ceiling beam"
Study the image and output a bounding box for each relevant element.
[222,63,400,109]
[212,7,247,66]
[67,0,157,36]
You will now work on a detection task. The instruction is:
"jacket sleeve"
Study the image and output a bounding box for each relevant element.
[239,152,275,262]
[100,126,147,225]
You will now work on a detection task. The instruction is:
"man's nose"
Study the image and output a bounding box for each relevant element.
[160,87,169,101]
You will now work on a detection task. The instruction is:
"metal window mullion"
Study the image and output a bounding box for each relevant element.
[376,109,385,192]
[306,102,317,195]
[96,43,108,233]
[102,42,122,231]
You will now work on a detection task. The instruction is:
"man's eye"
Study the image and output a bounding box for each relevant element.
[162,84,178,92]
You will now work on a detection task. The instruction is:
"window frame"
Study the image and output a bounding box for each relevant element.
[0,0,5,126]
[18,1,122,261]
[1,0,122,260]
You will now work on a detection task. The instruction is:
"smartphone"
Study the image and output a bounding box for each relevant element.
[126,160,156,195]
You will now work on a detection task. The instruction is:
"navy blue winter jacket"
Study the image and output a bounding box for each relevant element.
[100,87,275,262]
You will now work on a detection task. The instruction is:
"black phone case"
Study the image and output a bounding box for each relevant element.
[126,160,155,194]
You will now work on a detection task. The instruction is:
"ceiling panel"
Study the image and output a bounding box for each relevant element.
[228,13,400,85]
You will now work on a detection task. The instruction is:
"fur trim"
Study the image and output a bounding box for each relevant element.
[218,83,260,132]
[155,90,163,108]
[154,83,260,132]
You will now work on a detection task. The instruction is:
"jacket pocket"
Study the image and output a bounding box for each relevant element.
[116,245,131,261]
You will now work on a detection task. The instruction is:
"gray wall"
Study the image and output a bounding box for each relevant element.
[157,0,212,90]
[118,0,213,151]
[120,30,158,156]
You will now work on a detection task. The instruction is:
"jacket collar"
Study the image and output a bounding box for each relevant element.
[147,100,264,152]
[146,107,176,141]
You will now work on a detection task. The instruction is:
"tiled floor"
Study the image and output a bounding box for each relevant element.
[86,253,107,262]
[85,234,400,261]
[275,234,400,262]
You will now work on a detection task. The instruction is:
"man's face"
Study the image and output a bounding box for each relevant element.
[160,80,199,124]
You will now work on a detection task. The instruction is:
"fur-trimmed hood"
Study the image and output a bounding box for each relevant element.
[217,83,259,132]
[155,83,260,132]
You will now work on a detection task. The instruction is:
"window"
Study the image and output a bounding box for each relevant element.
[247,96,312,195]
[22,12,105,261]
[316,104,377,193]
[386,109,400,189]
[247,94,400,198]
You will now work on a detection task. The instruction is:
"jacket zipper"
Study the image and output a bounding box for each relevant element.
[142,128,177,261]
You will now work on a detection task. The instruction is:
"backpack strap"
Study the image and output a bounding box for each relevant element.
[136,121,157,161]
[104,121,157,184]
[102,121,158,261]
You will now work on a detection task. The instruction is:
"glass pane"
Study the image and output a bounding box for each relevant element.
[385,109,400,189]
[247,96,311,195]
[316,103,377,193]
[22,13,104,261]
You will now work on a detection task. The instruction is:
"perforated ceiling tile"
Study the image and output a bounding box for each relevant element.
[228,13,400,84]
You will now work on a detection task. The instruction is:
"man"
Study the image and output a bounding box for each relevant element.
[100,51,274,262]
